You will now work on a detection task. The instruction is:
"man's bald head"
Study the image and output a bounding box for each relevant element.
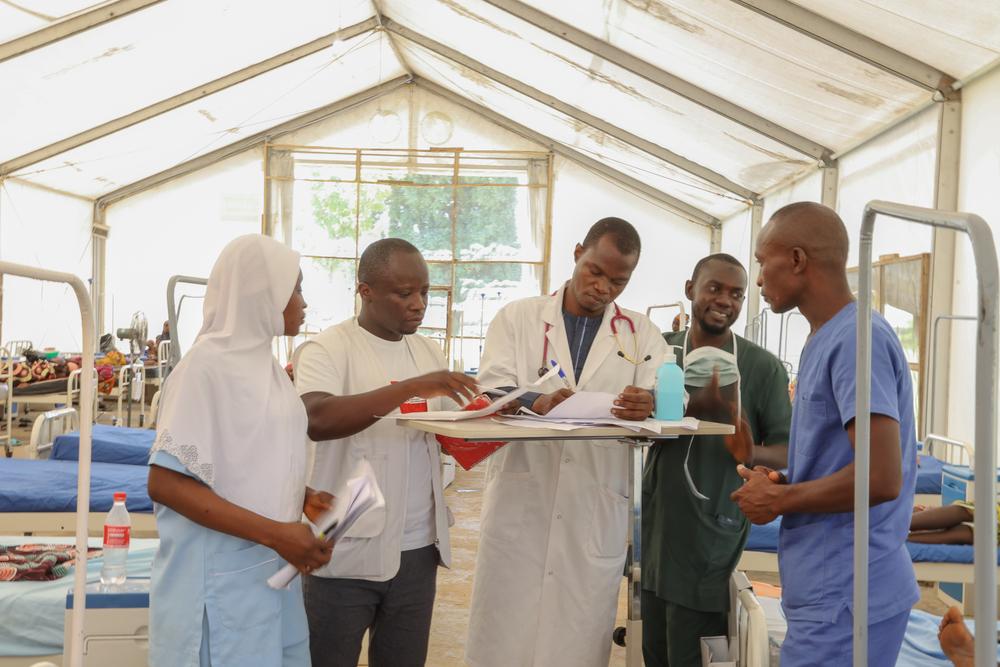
[754,202,852,314]
[760,202,849,269]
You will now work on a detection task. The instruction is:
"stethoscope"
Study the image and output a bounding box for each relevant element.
[537,304,652,377]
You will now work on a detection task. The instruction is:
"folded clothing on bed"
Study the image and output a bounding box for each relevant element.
[0,458,152,513]
[51,424,155,466]
[0,544,102,581]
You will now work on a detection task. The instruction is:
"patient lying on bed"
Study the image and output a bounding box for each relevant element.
[909,502,1000,545]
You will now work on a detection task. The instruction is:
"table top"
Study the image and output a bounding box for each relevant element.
[397,418,734,441]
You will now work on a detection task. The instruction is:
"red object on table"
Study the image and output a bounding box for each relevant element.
[435,394,507,470]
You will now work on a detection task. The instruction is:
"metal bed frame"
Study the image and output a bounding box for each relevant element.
[927,314,976,436]
[857,201,997,667]
[0,261,95,667]
[165,274,208,378]
[645,301,687,330]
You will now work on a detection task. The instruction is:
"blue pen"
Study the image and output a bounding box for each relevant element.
[550,360,572,389]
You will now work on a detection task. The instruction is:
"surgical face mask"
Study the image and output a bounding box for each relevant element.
[684,345,741,420]
[680,331,741,501]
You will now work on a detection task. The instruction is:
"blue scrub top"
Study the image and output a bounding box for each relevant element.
[148,450,309,667]
[779,302,919,623]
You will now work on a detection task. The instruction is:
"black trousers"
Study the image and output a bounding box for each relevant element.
[303,545,438,667]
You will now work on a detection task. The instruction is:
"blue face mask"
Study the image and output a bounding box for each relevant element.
[681,330,741,501]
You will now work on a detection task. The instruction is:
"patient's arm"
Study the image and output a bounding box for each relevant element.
[910,504,973,532]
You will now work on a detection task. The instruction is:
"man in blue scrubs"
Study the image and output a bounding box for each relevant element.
[731,202,918,666]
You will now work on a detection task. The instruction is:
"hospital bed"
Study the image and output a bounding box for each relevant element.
[2,365,87,456]
[743,583,1000,666]
[738,515,1000,587]
[0,536,155,667]
[3,341,33,358]
[0,457,156,539]
[703,571,771,667]
[49,424,154,466]
[104,363,145,428]
[916,434,975,506]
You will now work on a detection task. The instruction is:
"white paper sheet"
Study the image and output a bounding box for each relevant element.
[544,391,617,419]
[267,459,385,590]
[392,364,562,421]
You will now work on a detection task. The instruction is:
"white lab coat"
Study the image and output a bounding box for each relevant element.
[466,286,667,667]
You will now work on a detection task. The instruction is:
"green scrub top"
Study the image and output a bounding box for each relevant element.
[641,330,791,613]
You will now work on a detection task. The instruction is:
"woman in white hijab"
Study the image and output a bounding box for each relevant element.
[147,234,332,667]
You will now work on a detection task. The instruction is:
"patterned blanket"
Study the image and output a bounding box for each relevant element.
[0,544,102,581]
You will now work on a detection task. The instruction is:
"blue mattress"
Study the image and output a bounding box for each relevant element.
[0,458,152,513]
[51,425,155,466]
[915,455,945,495]
[0,536,156,656]
[746,516,998,564]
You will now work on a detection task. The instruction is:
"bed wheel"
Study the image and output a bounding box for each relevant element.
[613,626,627,647]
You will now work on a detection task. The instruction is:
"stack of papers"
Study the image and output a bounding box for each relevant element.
[494,415,700,434]
[268,460,385,590]
[392,364,561,421]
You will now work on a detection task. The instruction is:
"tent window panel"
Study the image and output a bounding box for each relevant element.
[268,145,552,371]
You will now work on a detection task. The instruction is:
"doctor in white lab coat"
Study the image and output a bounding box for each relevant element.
[466,218,668,667]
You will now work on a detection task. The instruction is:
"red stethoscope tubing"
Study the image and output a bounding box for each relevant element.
[538,304,636,377]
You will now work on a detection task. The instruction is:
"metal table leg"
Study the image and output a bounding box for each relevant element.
[626,440,644,667]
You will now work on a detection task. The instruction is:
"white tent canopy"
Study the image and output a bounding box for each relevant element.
[1,0,1000,442]
[1,0,998,218]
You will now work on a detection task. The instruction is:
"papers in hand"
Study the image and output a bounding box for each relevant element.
[267,459,385,590]
[393,364,563,421]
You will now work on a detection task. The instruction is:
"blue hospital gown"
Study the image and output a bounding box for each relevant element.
[148,450,310,667]
[778,302,919,666]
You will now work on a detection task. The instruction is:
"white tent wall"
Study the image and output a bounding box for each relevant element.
[718,172,823,348]
[549,158,711,331]
[715,107,937,378]
[0,179,91,352]
[103,149,263,354]
[279,86,543,152]
[948,64,1000,450]
[837,107,938,265]
[719,208,752,334]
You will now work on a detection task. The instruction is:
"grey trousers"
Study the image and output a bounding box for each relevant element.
[302,545,438,667]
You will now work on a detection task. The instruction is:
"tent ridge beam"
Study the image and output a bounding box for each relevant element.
[729,0,956,95]
[95,75,410,208]
[1,17,380,177]
[480,0,832,163]
[414,77,718,228]
[0,0,166,64]
[384,18,755,201]
[370,1,414,77]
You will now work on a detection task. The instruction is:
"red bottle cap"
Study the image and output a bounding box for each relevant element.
[114,492,127,502]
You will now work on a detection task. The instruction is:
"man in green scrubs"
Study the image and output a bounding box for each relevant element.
[641,253,792,666]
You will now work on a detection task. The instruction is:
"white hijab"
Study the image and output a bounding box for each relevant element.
[151,234,307,522]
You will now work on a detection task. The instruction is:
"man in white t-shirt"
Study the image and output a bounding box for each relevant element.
[293,238,479,667]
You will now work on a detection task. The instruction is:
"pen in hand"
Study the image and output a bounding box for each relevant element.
[550,360,572,390]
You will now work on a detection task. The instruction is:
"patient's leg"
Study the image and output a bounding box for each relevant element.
[938,606,976,667]
[910,504,973,532]
[907,525,973,544]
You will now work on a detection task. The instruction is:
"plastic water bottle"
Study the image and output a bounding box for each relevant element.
[101,492,130,588]
[654,347,685,421]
